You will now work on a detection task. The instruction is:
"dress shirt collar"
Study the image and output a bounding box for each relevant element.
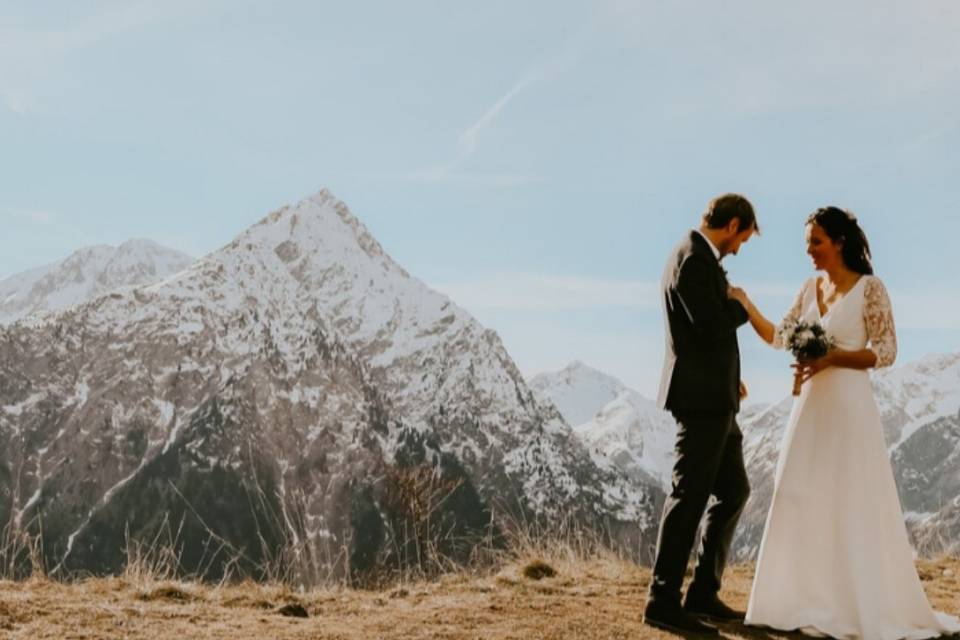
[694,228,722,261]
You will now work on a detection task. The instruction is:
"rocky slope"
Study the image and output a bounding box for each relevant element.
[0,190,661,583]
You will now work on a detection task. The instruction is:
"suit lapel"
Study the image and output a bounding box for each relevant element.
[689,230,718,260]
[689,230,727,288]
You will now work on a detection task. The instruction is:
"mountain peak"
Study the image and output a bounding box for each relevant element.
[116,238,172,252]
[529,363,675,489]
[0,191,663,578]
[529,363,628,427]
[557,361,627,391]
[241,188,394,269]
[561,360,613,377]
[307,187,336,205]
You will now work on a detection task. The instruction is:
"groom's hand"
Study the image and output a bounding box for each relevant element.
[739,380,749,400]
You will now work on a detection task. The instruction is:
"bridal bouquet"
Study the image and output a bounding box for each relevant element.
[780,320,835,396]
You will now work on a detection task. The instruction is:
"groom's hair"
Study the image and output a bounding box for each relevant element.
[702,193,760,235]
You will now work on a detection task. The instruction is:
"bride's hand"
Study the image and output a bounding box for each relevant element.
[728,285,750,309]
[792,354,835,384]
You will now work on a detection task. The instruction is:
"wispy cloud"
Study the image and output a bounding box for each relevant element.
[404,75,543,187]
[0,1,211,114]
[432,273,960,332]
[455,76,534,162]
[598,0,960,116]
[713,281,960,331]
[432,273,658,312]
[392,167,544,187]
[904,122,959,151]
[744,282,960,332]
[890,288,960,331]
[400,28,588,187]
[0,89,29,115]
[0,207,101,252]
[431,273,960,405]
[433,273,802,314]
[1,208,57,226]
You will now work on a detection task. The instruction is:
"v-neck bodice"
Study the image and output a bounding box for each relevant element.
[815,276,866,322]
[797,276,869,351]
[773,274,899,368]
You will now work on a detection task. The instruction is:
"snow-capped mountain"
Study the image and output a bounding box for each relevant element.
[873,352,960,449]
[534,353,960,560]
[530,362,677,488]
[735,352,960,560]
[530,362,626,427]
[0,239,194,325]
[0,190,662,581]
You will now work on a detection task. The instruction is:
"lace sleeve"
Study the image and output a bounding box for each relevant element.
[772,278,811,350]
[863,276,897,368]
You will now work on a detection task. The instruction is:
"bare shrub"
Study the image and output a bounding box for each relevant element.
[378,464,465,583]
[0,518,47,581]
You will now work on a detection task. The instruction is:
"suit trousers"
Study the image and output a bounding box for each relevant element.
[648,411,750,606]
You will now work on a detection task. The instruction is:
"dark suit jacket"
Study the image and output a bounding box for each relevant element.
[657,231,749,415]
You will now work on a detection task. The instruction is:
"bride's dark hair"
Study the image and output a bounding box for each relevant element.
[806,206,874,275]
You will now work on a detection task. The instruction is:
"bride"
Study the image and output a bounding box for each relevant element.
[728,207,960,639]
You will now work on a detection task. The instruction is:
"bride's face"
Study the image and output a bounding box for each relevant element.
[805,223,842,271]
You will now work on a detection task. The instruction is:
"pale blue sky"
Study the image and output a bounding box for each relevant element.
[2,1,959,403]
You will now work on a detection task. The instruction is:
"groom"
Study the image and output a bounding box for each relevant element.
[644,194,758,635]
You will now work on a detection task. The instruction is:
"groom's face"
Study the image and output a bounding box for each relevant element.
[721,224,754,257]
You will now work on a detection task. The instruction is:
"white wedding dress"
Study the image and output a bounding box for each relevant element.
[745,275,960,640]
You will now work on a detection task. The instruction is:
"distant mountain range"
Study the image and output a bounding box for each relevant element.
[0,190,662,582]
[529,362,675,489]
[2,193,957,583]
[529,357,960,560]
[0,239,194,325]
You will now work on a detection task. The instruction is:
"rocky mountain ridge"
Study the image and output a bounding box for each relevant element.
[0,190,662,582]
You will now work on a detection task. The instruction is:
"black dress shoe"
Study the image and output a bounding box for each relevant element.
[644,600,720,635]
[683,592,745,622]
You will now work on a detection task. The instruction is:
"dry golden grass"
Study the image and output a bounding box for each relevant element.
[0,556,958,639]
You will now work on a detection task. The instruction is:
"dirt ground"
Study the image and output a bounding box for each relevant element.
[0,557,958,639]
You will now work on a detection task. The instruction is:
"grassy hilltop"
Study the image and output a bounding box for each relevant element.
[1,547,957,639]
